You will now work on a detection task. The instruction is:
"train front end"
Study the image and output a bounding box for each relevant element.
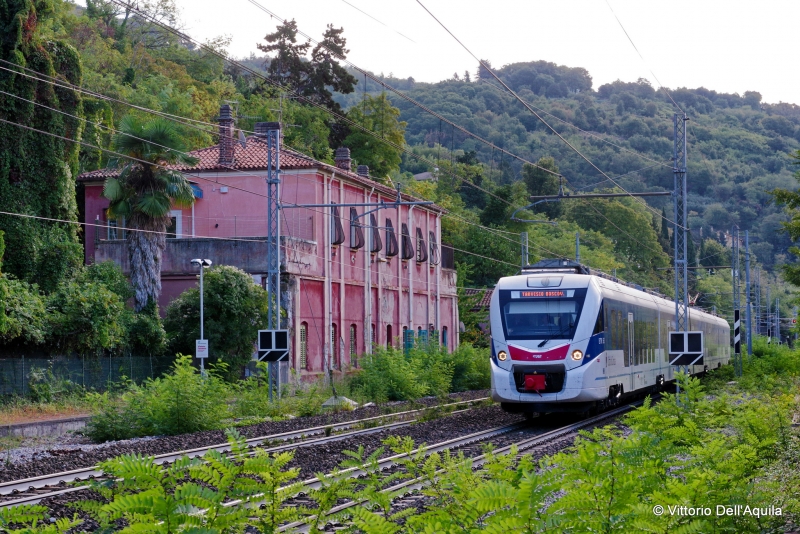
[489,268,606,413]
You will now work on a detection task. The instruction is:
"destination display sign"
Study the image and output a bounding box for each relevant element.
[511,290,574,298]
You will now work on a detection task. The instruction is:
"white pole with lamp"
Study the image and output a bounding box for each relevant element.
[191,258,213,376]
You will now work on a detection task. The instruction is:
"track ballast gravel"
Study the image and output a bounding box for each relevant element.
[0,390,489,484]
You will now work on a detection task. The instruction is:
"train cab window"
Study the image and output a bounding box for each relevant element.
[593,303,605,336]
[498,289,586,341]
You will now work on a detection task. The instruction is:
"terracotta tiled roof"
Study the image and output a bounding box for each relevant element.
[463,288,493,310]
[78,137,444,212]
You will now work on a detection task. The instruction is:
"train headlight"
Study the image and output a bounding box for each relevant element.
[497,350,507,361]
[571,349,583,361]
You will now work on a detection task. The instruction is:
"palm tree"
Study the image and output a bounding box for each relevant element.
[103,115,198,311]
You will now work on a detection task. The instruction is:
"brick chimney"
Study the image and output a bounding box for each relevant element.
[218,104,234,167]
[357,165,369,177]
[334,147,352,171]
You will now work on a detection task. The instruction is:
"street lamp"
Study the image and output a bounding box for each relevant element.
[191,258,213,376]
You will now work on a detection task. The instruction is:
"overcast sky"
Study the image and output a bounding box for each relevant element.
[111,0,800,105]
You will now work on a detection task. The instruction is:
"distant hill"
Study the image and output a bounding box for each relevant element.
[337,60,799,270]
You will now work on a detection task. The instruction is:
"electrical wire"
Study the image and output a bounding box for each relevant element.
[413,0,683,233]
[413,0,679,257]
[108,0,519,211]
[242,0,562,179]
[338,0,416,43]
[602,0,685,114]
[0,209,267,243]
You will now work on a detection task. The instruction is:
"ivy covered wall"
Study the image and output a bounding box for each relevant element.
[0,0,84,292]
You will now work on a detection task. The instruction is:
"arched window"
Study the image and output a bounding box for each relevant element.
[442,326,448,349]
[415,228,428,262]
[331,323,338,370]
[369,214,383,253]
[401,223,414,260]
[385,219,399,257]
[387,324,393,348]
[429,231,440,265]
[330,203,345,246]
[349,208,365,249]
[299,322,308,370]
[350,324,358,367]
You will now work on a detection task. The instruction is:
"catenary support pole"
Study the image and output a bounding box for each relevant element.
[745,231,752,358]
[673,113,689,399]
[265,122,282,401]
[575,232,580,263]
[732,227,741,376]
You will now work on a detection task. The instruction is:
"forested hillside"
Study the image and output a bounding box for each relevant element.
[340,62,799,272]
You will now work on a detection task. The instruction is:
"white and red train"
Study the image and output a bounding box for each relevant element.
[489,260,730,414]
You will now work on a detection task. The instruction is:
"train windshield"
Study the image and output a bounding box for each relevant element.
[499,289,586,341]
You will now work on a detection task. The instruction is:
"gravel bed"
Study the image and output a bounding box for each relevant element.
[0,390,489,483]
[32,402,519,531]
[286,405,526,478]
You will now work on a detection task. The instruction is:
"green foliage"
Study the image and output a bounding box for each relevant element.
[0,0,84,293]
[46,278,126,355]
[257,19,357,116]
[442,343,490,392]
[0,503,81,533]
[344,92,407,178]
[163,265,269,378]
[349,346,429,403]
[84,355,230,441]
[0,276,46,345]
[521,157,562,219]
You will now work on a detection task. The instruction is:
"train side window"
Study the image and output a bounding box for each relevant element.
[593,303,605,335]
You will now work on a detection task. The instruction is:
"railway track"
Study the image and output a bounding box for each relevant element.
[0,396,489,508]
[279,401,642,533]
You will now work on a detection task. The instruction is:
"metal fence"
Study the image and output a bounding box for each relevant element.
[0,355,171,396]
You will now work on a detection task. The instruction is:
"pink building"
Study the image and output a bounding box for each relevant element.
[78,106,459,376]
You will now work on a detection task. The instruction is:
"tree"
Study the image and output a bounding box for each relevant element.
[344,93,406,179]
[163,265,269,378]
[564,196,669,283]
[103,115,197,311]
[521,157,563,220]
[258,20,356,114]
[659,207,671,255]
[770,150,800,287]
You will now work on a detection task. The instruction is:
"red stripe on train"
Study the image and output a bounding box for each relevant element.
[508,344,569,361]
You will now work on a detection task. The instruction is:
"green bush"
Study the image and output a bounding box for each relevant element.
[164,265,269,379]
[441,344,490,392]
[85,355,231,442]
[350,346,428,403]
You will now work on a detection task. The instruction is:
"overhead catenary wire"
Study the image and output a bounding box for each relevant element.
[413,0,685,235]
[107,0,519,211]
[2,8,620,269]
[1,111,531,285]
[242,0,562,180]
[0,75,601,270]
[64,1,666,267]
[413,1,679,258]
[479,77,673,170]
[602,0,685,114]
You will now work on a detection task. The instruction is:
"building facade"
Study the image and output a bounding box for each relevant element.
[78,106,459,376]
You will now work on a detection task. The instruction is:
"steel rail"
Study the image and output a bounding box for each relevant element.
[283,401,643,533]
[0,397,488,506]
